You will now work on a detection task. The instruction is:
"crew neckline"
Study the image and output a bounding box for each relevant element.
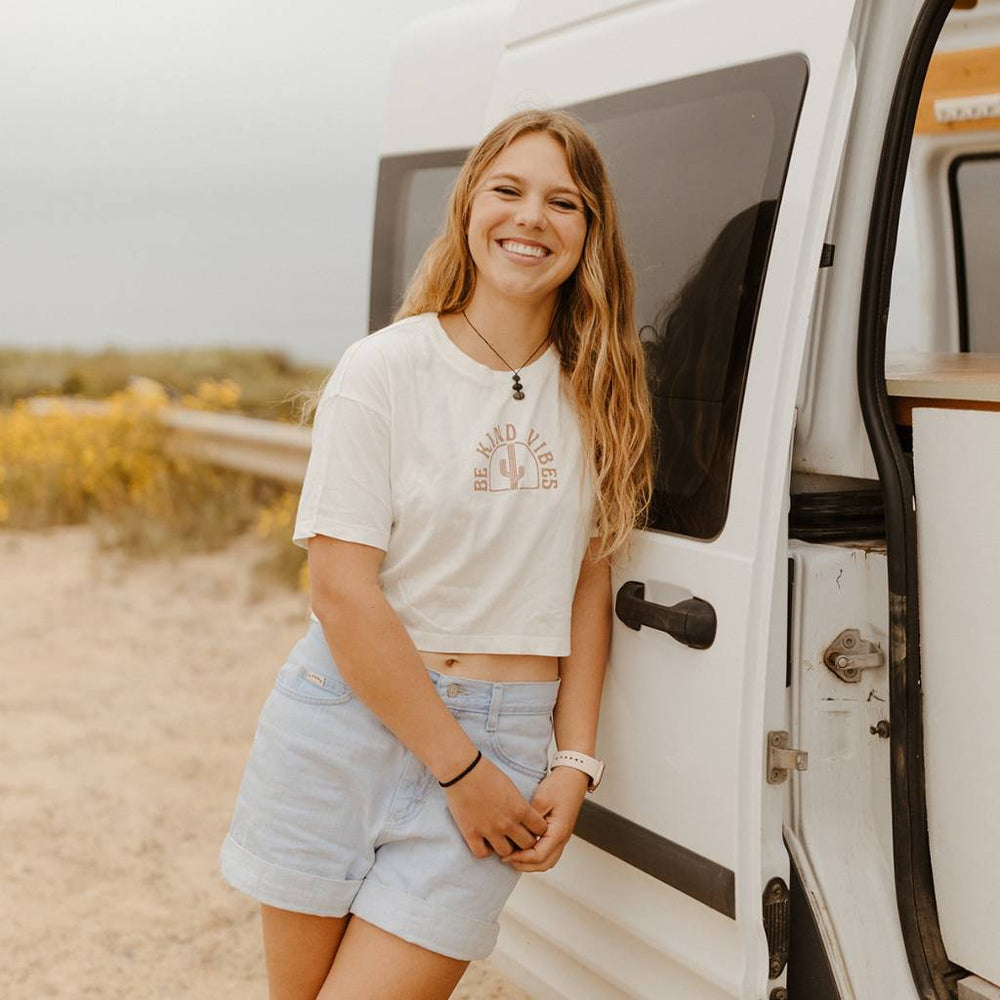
[428,312,558,384]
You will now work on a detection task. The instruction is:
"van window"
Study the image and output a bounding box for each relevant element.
[949,152,1000,353]
[571,54,808,538]
[369,152,466,330]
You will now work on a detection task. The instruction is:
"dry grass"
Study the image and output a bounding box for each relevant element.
[0,369,309,593]
[0,345,329,423]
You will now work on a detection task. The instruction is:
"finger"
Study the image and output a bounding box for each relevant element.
[506,845,564,870]
[487,833,516,857]
[507,819,562,858]
[466,837,492,860]
[505,825,542,851]
[522,805,549,837]
[506,859,551,873]
[504,849,544,866]
[503,839,550,864]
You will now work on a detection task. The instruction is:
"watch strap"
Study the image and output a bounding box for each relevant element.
[549,749,605,792]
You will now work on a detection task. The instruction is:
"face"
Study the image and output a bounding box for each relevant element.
[466,131,588,308]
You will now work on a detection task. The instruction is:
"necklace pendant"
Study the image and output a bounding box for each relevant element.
[512,373,524,400]
[513,389,525,400]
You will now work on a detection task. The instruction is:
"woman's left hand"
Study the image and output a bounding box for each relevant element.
[500,766,590,872]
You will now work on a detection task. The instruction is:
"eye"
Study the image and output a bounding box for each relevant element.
[494,186,519,196]
[553,199,580,211]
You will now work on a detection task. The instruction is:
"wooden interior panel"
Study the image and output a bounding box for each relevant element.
[915,44,1000,135]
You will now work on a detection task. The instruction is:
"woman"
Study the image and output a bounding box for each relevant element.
[219,108,654,1000]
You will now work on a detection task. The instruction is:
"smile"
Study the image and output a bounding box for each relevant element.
[497,239,552,260]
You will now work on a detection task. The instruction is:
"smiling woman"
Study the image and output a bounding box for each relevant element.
[218,107,653,1000]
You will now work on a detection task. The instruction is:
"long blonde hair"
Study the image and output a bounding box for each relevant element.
[296,108,654,565]
[395,108,653,564]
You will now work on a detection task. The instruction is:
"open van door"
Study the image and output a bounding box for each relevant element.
[480,3,862,997]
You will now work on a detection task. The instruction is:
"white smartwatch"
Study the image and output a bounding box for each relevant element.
[549,750,605,792]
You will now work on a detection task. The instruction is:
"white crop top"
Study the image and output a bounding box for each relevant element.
[292,311,598,656]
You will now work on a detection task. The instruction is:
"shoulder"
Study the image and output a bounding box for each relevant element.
[320,313,436,413]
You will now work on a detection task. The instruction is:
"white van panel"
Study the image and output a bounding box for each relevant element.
[886,170,933,354]
[792,0,924,479]
[380,0,514,156]
[788,540,917,1000]
[506,0,647,47]
[488,1,856,120]
[913,407,1000,988]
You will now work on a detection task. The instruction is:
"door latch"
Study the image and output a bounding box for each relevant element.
[767,731,808,784]
[824,628,885,683]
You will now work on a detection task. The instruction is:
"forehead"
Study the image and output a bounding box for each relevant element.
[485,132,578,188]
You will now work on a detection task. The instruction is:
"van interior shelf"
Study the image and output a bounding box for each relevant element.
[885,352,1000,426]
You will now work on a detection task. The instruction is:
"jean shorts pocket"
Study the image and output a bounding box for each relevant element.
[488,711,553,781]
[274,659,354,706]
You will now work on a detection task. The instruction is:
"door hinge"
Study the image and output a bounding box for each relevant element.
[763,876,791,979]
[823,628,885,683]
[767,731,808,784]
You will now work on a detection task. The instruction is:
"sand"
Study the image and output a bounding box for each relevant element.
[1,525,532,1000]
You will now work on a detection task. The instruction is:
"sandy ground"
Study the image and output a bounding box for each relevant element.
[1,525,533,1000]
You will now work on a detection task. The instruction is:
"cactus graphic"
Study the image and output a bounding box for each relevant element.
[499,443,525,489]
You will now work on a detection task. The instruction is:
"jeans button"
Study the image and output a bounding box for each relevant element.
[447,683,459,697]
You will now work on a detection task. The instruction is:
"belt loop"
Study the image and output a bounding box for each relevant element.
[486,684,503,732]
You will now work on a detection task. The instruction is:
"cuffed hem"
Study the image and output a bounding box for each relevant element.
[348,878,499,961]
[218,834,362,916]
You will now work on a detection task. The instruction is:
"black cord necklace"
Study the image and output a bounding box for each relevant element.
[461,310,550,400]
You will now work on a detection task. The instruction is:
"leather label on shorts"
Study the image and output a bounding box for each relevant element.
[304,671,326,688]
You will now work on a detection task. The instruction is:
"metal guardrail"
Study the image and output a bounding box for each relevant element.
[23,396,311,486]
[161,408,310,485]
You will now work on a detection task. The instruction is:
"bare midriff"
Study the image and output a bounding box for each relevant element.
[416,649,560,683]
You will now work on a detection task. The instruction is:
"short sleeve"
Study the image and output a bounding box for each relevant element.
[292,391,392,552]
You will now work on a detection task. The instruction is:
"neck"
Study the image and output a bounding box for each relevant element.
[453,287,557,369]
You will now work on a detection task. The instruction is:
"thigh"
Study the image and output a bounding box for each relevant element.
[316,915,470,1000]
[261,904,353,1000]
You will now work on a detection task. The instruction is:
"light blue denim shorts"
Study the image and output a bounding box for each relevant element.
[218,619,560,961]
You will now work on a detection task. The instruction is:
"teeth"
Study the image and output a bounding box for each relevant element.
[500,240,549,258]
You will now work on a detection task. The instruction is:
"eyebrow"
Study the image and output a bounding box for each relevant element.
[485,173,582,198]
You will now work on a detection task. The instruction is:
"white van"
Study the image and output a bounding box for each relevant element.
[366,2,1000,997]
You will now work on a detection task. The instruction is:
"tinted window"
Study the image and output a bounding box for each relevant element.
[950,153,1000,353]
[369,151,466,331]
[571,55,807,538]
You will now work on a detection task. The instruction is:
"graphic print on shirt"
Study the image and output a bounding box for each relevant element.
[473,422,558,492]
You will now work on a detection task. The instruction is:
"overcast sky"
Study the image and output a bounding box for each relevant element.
[1,0,473,365]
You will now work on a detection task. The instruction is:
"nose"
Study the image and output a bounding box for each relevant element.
[514,196,547,231]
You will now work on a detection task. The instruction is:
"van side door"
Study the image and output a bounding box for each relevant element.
[487,2,860,996]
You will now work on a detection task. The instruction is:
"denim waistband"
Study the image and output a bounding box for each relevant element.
[425,666,560,715]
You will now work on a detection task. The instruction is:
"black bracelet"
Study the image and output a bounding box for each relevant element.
[438,749,482,787]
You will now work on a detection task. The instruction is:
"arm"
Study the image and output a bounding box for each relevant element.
[309,534,479,784]
[553,538,613,760]
[503,539,613,870]
[308,534,550,858]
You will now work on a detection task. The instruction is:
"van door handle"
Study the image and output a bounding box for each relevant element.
[615,580,717,650]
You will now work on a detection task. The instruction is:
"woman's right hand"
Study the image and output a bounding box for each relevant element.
[443,753,549,859]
